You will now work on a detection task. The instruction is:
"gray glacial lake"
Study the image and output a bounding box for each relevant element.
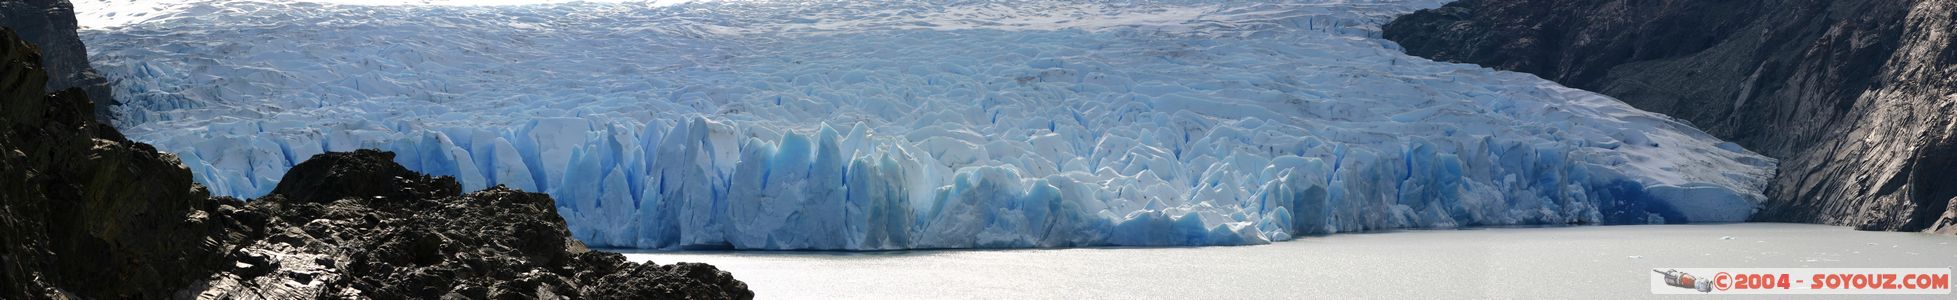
[620,224,1957,299]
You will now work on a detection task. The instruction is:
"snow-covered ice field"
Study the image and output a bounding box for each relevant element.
[622,224,1957,299]
[79,0,1775,249]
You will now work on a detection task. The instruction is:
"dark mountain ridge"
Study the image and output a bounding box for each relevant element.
[0,0,115,123]
[1384,0,1957,233]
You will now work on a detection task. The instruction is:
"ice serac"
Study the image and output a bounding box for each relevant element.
[86,0,1778,249]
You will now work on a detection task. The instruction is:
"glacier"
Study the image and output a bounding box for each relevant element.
[78,0,1776,249]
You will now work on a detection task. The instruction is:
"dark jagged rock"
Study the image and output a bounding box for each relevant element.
[1383,0,1957,233]
[0,27,228,299]
[268,150,461,204]
[0,0,117,123]
[185,150,753,299]
[0,16,751,300]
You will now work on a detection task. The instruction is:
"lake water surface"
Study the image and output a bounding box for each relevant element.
[620,224,1957,299]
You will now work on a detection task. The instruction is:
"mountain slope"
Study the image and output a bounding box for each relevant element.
[0,0,116,122]
[1384,0,1957,232]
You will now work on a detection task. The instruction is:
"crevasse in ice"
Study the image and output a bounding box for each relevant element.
[81,0,1776,249]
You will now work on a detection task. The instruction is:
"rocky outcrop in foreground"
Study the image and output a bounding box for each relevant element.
[1383,0,1957,233]
[1,26,225,299]
[187,150,753,299]
[0,26,750,299]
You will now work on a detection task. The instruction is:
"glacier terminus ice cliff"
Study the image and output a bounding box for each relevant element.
[80,0,1775,250]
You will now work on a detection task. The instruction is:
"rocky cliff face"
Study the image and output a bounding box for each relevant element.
[0,23,750,300]
[1383,0,1957,233]
[0,26,227,298]
[0,0,116,122]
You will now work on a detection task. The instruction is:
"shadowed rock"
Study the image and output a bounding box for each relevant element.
[269,149,461,204]
[0,26,227,299]
[185,149,753,299]
[0,0,118,123]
